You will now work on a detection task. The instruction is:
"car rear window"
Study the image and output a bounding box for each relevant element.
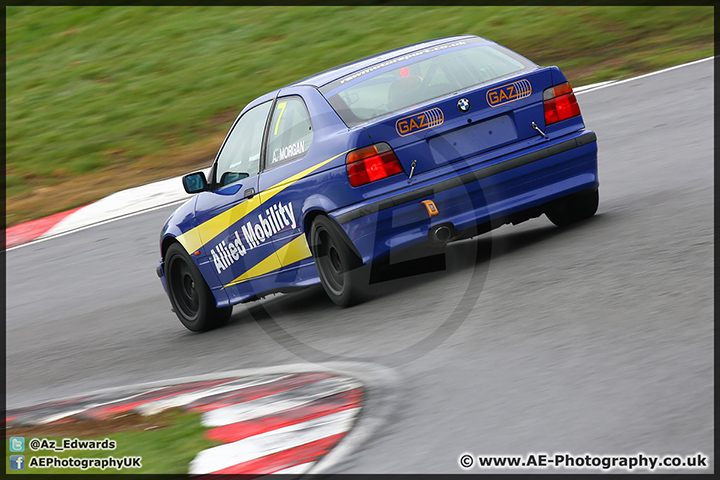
[321,43,536,127]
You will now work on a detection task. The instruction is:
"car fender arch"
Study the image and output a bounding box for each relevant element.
[301,194,340,230]
[301,207,363,263]
[161,234,179,259]
[160,232,230,306]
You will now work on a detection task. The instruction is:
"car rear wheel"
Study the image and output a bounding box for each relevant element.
[165,243,232,332]
[310,215,366,307]
[545,188,599,227]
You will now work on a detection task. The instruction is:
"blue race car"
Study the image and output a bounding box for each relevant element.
[157,35,599,331]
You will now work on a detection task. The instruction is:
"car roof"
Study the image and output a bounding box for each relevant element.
[282,34,482,90]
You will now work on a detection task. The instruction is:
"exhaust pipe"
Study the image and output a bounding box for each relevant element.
[434,225,451,243]
[429,223,457,245]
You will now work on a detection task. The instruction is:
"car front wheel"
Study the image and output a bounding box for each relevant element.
[165,243,232,332]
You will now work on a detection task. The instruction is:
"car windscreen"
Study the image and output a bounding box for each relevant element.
[321,42,536,127]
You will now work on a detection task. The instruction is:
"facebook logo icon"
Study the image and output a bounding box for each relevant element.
[10,455,25,470]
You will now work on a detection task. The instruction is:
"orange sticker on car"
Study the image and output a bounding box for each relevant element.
[396,107,444,137]
[487,79,532,107]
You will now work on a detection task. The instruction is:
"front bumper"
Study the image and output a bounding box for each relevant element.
[156,262,168,294]
[333,130,598,264]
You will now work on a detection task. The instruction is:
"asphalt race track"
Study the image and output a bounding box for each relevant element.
[6,59,713,473]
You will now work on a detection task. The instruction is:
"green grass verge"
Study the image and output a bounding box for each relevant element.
[5,6,714,219]
[5,410,219,474]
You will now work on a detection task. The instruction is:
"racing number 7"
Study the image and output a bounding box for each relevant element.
[274,102,287,135]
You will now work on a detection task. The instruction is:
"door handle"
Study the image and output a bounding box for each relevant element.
[244,188,256,199]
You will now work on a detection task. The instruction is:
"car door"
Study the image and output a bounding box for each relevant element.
[258,93,318,285]
[192,98,281,304]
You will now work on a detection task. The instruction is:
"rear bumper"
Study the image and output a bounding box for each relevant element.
[333,130,598,264]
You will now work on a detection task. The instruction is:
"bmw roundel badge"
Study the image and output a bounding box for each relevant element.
[457,98,471,112]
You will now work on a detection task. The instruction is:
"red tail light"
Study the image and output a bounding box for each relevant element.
[346,142,404,187]
[543,82,581,125]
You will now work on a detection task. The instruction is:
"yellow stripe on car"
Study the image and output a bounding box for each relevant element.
[176,151,349,254]
[222,233,313,289]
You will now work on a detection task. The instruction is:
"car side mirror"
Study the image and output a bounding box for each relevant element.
[182,172,209,194]
[220,171,249,187]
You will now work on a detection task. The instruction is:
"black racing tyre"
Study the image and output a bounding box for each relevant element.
[165,243,232,332]
[545,188,599,227]
[310,215,366,307]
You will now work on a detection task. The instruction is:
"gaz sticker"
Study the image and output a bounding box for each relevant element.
[395,107,444,137]
[487,79,532,107]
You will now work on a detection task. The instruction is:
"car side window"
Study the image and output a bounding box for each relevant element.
[265,96,313,168]
[215,101,272,186]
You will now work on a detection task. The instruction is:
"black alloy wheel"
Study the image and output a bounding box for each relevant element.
[165,243,232,332]
[545,188,599,227]
[310,215,365,307]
